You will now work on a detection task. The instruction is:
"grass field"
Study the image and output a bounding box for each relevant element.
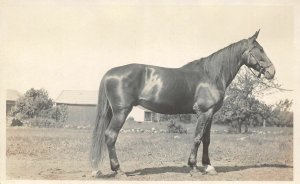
[6,121,293,180]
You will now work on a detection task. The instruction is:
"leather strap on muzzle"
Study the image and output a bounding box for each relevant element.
[246,48,272,78]
[257,68,264,78]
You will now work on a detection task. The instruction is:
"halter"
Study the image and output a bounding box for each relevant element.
[245,45,273,78]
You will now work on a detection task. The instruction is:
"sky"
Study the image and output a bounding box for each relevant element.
[0,1,298,105]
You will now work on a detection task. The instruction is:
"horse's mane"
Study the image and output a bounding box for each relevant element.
[181,39,247,82]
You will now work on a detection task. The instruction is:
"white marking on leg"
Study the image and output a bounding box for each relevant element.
[91,170,102,178]
[204,165,217,175]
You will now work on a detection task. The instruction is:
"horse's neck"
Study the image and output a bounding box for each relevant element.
[187,41,247,89]
[221,53,245,88]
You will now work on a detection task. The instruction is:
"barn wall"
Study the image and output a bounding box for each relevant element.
[59,104,149,124]
[59,104,97,126]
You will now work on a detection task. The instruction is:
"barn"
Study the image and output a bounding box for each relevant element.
[55,90,150,125]
[55,90,98,125]
[6,89,22,115]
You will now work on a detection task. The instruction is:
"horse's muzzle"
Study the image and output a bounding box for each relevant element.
[264,66,275,80]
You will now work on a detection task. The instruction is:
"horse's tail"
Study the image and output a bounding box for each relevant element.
[90,78,112,169]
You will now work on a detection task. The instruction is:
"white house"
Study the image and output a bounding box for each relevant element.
[128,106,151,122]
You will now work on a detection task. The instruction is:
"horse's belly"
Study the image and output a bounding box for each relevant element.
[138,92,194,114]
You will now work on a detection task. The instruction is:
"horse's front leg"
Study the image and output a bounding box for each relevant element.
[202,121,217,175]
[188,107,214,176]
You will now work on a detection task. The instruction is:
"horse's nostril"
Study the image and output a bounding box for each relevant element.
[265,70,275,79]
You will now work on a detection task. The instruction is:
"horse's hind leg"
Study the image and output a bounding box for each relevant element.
[105,107,132,176]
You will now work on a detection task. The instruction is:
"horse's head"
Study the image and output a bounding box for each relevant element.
[242,30,276,80]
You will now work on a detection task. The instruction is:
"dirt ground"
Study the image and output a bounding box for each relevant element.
[6,122,293,181]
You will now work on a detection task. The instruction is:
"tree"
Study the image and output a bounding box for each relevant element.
[214,66,287,132]
[256,103,273,127]
[271,99,293,127]
[11,88,54,119]
[274,99,293,112]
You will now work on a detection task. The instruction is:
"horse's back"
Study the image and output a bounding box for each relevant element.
[103,63,201,114]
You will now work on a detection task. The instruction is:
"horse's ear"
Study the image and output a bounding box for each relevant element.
[249,29,260,43]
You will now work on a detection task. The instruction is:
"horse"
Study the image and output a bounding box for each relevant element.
[90,30,275,177]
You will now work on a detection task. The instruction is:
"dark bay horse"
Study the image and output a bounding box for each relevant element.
[91,30,275,177]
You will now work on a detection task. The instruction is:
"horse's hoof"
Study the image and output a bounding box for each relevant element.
[204,165,217,175]
[91,170,102,178]
[115,169,127,179]
[189,167,202,177]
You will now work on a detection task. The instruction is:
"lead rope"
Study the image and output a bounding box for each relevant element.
[248,67,293,92]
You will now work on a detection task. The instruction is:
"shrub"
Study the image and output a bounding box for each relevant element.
[11,118,23,127]
[10,88,69,128]
[11,88,54,119]
[39,105,68,122]
[159,114,195,124]
[167,120,187,134]
[25,118,64,128]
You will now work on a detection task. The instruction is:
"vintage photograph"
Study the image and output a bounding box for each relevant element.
[1,0,298,182]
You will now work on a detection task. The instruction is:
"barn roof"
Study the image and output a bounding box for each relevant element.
[7,89,22,101]
[55,90,98,105]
